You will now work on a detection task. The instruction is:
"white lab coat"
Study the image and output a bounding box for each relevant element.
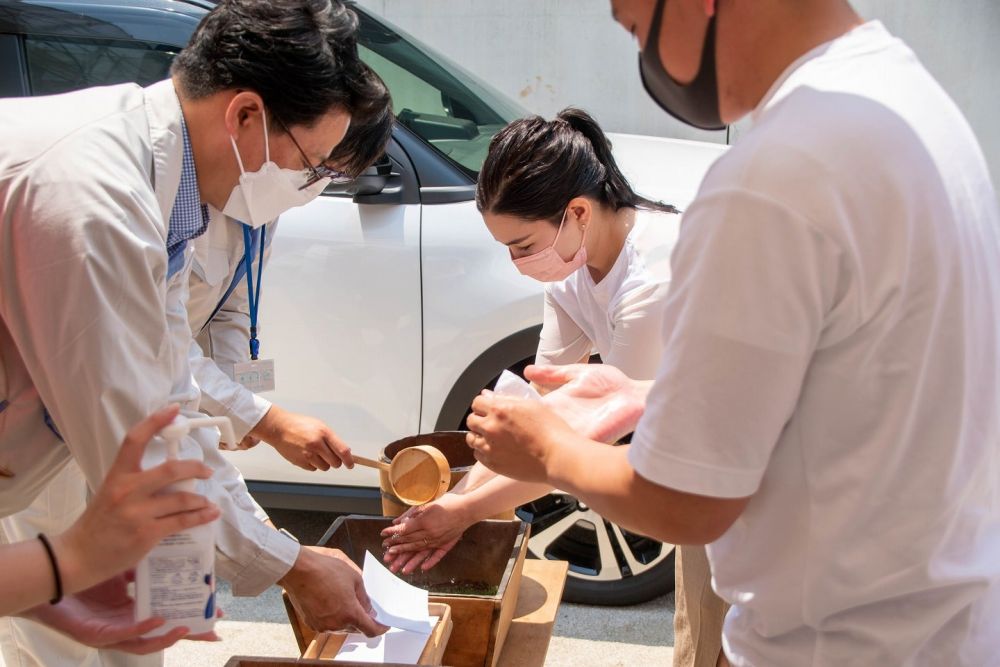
[188,212,277,442]
[0,174,284,667]
[0,204,284,667]
[0,82,299,597]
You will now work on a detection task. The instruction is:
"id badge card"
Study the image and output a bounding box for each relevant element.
[234,359,275,393]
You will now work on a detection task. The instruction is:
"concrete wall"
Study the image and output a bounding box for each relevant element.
[358,0,1000,187]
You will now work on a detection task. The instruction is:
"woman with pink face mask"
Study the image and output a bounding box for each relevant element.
[380,111,730,659]
[383,108,678,554]
[477,107,680,383]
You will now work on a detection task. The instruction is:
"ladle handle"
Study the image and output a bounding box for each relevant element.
[351,455,390,472]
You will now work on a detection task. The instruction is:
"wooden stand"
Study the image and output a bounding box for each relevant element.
[495,559,568,667]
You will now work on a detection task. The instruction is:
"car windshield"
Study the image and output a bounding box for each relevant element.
[357,10,528,176]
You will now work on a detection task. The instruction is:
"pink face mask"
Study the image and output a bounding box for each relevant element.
[512,210,588,282]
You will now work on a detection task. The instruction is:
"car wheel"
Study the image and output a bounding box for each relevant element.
[516,492,675,606]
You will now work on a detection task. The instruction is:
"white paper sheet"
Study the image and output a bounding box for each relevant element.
[334,618,439,664]
[361,551,434,633]
[494,369,542,401]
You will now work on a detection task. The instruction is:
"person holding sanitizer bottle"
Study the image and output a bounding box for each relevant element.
[1,406,220,653]
[0,2,391,666]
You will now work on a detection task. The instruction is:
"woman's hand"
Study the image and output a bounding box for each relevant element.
[55,405,220,595]
[379,494,473,574]
[530,364,649,443]
[21,574,221,654]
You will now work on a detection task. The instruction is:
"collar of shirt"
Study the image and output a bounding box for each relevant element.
[166,116,210,278]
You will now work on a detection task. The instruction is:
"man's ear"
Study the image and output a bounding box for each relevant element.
[223,91,265,138]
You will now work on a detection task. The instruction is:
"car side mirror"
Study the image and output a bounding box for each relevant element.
[323,156,394,197]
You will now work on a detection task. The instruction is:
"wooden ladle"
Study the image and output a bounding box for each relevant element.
[352,445,450,506]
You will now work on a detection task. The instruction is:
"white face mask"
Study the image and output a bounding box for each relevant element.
[222,109,330,227]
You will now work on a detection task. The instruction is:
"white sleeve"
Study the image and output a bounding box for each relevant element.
[190,231,273,441]
[0,162,183,496]
[1,162,296,596]
[602,280,672,380]
[628,189,841,499]
[535,288,593,366]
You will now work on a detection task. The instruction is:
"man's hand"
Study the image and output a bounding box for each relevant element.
[229,434,261,451]
[250,406,354,471]
[529,364,649,443]
[21,574,219,654]
[279,546,387,637]
[466,393,581,483]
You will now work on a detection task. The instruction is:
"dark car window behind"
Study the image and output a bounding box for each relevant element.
[24,35,176,96]
[357,13,526,177]
[8,1,525,177]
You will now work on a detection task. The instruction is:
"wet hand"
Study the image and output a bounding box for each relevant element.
[380,495,472,573]
[528,364,647,443]
[465,393,577,483]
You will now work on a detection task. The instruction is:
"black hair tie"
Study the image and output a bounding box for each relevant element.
[37,533,63,605]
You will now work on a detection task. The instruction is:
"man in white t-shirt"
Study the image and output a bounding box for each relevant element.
[466,1,1000,664]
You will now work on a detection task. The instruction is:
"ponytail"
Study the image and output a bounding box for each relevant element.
[477,107,678,223]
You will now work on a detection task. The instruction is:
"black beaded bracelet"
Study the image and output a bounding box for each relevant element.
[37,533,63,605]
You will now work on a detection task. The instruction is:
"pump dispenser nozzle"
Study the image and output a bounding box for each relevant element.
[161,415,238,459]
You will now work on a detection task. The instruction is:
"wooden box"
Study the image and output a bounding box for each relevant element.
[307,515,530,667]
[224,659,419,667]
[302,602,452,665]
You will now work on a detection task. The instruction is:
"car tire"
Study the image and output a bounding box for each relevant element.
[516,492,675,606]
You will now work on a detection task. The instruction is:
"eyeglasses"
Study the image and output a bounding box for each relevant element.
[274,115,353,190]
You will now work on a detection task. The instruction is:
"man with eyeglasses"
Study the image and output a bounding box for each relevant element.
[0,1,394,664]
[184,104,392,476]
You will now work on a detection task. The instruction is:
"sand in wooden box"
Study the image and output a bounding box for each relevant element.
[316,516,530,667]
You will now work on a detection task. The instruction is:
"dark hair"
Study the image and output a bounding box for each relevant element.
[172,0,383,129]
[476,107,678,223]
[326,74,394,178]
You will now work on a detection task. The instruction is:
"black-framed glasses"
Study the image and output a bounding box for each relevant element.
[274,115,353,190]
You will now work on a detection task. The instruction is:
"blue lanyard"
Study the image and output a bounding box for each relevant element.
[241,223,266,360]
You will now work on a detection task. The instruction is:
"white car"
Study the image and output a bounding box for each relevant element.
[0,0,726,605]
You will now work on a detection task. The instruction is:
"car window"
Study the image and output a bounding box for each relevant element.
[358,14,527,176]
[24,35,177,96]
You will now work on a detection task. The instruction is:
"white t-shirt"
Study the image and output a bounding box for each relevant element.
[629,21,1000,666]
[536,209,678,380]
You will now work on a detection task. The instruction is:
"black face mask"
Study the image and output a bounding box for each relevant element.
[639,0,725,131]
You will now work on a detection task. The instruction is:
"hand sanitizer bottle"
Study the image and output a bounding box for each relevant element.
[134,415,235,637]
